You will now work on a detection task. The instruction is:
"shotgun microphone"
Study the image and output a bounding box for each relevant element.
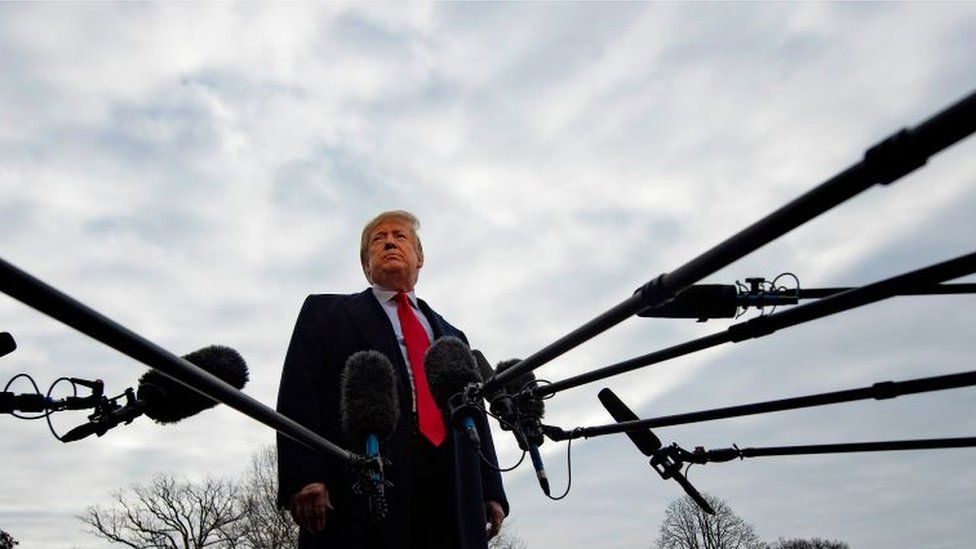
[340,350,399,522]
[597,388,661,456]
[61,345,248,442]
[424,336,483,449]
[636,280,801,320]
[495,359,549,496]
[597,388,714,514]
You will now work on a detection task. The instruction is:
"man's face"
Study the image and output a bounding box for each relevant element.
[366,219,423,291]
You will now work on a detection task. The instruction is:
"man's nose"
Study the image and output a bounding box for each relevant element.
[384,241,397,250]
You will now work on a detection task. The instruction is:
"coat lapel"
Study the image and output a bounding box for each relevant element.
[417,298,447,340]
[342,289,402,368]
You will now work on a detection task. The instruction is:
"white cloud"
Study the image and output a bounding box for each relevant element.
[1,2,975,548]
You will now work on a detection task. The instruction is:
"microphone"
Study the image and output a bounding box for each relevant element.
[474,351,551,495]
[597,388,661,456]
[636,280,800,320]
[340,350,399,523]
[597,388,713,514]
[61,345,248,442]
[0,332,15,359]
[139,345,249,424]
[424,336,482,449]
[637,285,738,320]
[473,350,514,421]
[494,358,549,496]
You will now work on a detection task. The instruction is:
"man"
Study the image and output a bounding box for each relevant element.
[277,210,508,549]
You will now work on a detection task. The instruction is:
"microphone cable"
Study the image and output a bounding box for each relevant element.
[3,373,86,442]
[479,403,527,472]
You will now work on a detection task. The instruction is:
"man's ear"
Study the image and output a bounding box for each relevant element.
[416,253,424,269]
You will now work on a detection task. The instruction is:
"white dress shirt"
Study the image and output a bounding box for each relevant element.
[371,284,435,412]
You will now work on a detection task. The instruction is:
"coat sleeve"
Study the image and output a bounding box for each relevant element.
[276,295,344,507]
[475,411,510,516]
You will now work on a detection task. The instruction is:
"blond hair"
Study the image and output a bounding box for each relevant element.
[359,210,423,282]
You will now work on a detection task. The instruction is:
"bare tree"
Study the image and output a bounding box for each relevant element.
[0,529,18,549]
[79,446,297,549]
[489,523,528,549]
[235,446,298,548]
[655,493,764,549]
[80,474,248,549]
[768,538,849,549]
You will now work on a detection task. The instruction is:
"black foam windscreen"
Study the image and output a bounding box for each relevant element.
[598,388,661,457]
[495,359,544,419]
[0,332,16,359]
[340,350,400,441]
[423,336,481,409]
[139,345,249,424]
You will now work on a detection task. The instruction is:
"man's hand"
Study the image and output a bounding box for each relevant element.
[485,500,505,540]
[290,482,333,532]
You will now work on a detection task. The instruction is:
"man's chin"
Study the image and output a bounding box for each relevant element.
[372,267,414,288]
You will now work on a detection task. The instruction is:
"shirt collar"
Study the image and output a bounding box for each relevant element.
[371,284,419,307]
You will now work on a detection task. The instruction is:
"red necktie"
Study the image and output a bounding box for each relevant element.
[395,292,446,446]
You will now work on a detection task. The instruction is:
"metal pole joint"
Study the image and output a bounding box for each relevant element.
[636,273,674,313]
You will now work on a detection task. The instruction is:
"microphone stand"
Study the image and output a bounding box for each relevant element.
[350,436,391,523]
[543,368,976,442]
[796,282,976,300]
[679,436,976,464]
[484,88,976,395]
[636,282,976,319]
[535,250,976,398]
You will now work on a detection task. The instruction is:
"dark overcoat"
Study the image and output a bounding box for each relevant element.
[276,290,509,549]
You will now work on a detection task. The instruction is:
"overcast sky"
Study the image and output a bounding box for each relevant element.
[2,3,975,548]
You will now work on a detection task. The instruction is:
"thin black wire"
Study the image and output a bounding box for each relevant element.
[4,373,44,419]
[480,402,528,472]
[769,272,801,316]
[533,379,555,399]
[543,432,576,501]
[44,376,78,441]
[2,373,77,420]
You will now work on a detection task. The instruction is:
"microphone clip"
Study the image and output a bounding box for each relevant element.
[448,383,483,425]
[650,444,715,515]
[61,387,142,442]
[448,383,484,450]
[52,378,105,411]
[350,454,392,523]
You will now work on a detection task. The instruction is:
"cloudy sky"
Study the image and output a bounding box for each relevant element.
[2,2,975,548]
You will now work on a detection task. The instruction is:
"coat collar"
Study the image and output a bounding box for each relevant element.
[341,288,447,357]
[342,288,401,366]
